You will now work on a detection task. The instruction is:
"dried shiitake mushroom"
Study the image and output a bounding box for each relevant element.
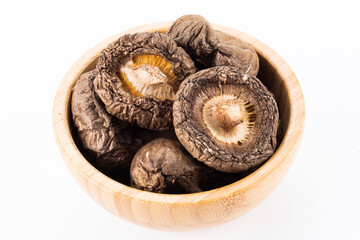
[167,14,219,60]
[94,32,196,130]
[130,138,207,193]
[213,30,259,76]
[173,66,279,173]
[71,70,141,170]
[167,15,259,76]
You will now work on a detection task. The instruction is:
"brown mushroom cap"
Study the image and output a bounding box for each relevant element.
[167,15,259,76]
[71,70,141,170]
[167,14,219,60]
[130,138,205,193]
[94,32,196,130]
[213,30,259,76]
[173,66,279,173]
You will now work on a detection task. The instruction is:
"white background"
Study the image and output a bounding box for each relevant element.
[1,0,359,239]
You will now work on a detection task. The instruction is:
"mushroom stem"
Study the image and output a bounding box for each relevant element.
[214,99,245,131]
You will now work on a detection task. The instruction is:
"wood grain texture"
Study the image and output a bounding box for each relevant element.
[53,22,305,230]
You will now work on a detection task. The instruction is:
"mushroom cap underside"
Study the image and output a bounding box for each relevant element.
[94,32,196,130]
[173,66,279,173]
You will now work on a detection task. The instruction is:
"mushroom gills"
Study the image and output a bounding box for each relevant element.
[173,66,279,172]
[202,94,256,145]
[117,55,177,100]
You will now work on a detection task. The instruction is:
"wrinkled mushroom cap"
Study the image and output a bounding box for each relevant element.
[213,30,259,76]
[71,70,141,170]
[167,15,259,76]
[130,138,204,193]
[173,66,279,173]
[167,14,219,60]
[94,32,196,130]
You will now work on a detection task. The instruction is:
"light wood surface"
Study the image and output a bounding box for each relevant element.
[53,22,305,230]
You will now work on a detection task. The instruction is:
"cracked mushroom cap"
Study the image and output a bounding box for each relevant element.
[173,66,279,173]
[130,138,205,193]
[71,70,142,170]
[94,32,196,130]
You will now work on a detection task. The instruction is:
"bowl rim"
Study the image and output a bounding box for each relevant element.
[53,21,305,204]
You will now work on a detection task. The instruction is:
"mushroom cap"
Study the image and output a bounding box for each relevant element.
[94,32,196,130]
[167,14,219,60]
[173,66,279,173]
[213,30,259,76]
[71,70,141,170]
[167,15,259,76]
[130,138,204,193]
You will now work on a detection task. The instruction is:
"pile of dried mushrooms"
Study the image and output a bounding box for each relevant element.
[71,15,279,194]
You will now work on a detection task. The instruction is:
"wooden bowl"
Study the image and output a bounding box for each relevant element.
[53,22,305,230]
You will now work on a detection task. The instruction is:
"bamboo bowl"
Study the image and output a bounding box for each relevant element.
[53,22,305,230]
